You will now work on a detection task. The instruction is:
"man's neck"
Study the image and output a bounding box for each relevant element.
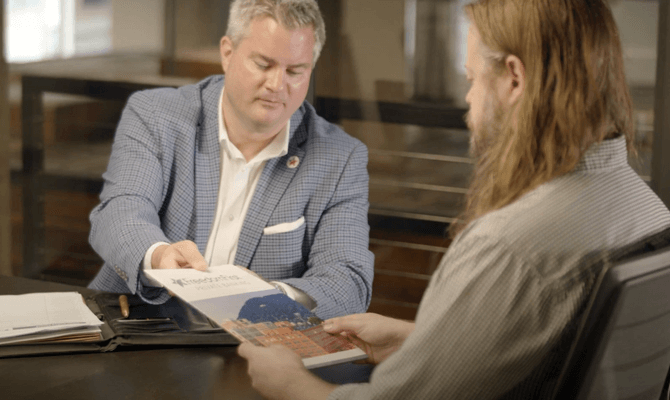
[222,106,285,163]
[230,129,279,162]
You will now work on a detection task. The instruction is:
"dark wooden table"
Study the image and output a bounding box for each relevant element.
[0,276,372,400]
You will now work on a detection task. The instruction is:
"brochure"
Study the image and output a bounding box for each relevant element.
[144,265,367,368]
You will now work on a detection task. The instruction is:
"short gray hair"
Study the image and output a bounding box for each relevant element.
[225,0,326,65]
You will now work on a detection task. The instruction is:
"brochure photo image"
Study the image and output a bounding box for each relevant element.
[204,291,361,364]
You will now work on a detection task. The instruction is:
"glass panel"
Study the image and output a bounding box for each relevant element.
[317,0,661,221]
[316,0,471,222]
[4,0,170,63]
[10,91,126,281]
[610,0,659,182]
[342,120,471,220]
[343,121,469,158]
[6,0,63,62]
[6,0,205,281]
[39,93,121,178]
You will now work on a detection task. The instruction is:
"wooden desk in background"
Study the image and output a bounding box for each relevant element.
[0,276,372,400]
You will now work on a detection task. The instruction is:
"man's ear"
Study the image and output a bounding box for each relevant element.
[220,36,234,74]
[500,54,525,106]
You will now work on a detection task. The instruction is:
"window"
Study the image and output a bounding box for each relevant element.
[5,0,111,63]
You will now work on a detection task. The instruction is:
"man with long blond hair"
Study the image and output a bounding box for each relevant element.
[238,0,670,398]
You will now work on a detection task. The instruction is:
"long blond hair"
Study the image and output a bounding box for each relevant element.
[451,0,634,237]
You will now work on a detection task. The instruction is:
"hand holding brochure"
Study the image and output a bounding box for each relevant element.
[144,265,367,368]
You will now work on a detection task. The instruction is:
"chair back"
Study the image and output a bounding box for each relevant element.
[552,228,670,400]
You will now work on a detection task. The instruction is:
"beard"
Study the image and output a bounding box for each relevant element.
[465,94,504,159]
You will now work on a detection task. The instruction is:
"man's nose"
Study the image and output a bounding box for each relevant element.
[266,68,285,92]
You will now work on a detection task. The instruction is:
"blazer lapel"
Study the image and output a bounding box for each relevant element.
[194,78,224,253]
[234,107,309,267]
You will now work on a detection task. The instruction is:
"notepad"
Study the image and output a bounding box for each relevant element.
[0,292,104,345]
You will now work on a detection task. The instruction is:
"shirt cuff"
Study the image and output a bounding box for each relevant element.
[143,242,171,270]
[272,281,317,311]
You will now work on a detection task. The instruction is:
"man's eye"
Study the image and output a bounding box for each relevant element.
[287,70,302,77]
[256,62,270,70]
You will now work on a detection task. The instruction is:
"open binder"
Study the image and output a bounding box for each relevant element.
[0,292,238,358]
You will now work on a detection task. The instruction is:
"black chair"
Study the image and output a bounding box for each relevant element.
[551,228,670,400]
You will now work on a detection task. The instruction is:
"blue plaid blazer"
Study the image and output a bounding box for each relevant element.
[87,75,374,319]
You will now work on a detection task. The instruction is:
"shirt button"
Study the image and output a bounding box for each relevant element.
[229,215,234,221]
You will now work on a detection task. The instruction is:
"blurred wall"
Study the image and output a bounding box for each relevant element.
[173,0,229,51]
[611,0,659,87]
[316,0,406,101]
[1,0,10,276]
[109,0,229,55]
[111,0,165,53]
[316,0,659,104]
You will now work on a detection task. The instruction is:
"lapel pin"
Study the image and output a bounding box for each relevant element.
[287,155,300,169]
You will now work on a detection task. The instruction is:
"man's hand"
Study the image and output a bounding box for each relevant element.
[237,343,335,400]
[151,240,208,271]
[323,313,415,365]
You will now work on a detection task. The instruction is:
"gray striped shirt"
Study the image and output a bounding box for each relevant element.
[330,137,670,399]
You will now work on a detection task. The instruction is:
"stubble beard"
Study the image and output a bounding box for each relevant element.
[466,95,503,159]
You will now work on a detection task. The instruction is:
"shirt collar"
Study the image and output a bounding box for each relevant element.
[217,87,290,163]
[574,136,628,172]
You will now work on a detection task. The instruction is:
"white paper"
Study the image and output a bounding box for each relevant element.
[0,292,103,341]
[0,325,102,345]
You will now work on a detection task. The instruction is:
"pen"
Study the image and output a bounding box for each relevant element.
[119,295,130,318]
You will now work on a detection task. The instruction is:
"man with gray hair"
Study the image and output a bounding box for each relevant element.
[87,0,374,320]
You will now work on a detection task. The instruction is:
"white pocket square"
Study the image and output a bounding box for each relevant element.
[263,216,305,235]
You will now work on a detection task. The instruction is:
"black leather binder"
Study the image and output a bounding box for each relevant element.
[0,292,238,358]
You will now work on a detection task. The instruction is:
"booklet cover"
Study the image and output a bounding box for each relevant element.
[144,265,367,368]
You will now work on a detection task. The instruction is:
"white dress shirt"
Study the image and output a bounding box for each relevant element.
[143,88,302,298]
[204,88,289,265]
